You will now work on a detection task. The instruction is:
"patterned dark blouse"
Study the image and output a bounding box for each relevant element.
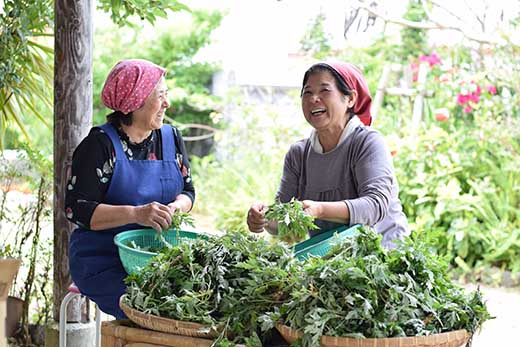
[65,125,195,229]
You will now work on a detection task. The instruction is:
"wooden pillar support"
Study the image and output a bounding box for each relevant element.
[53,0,94,322]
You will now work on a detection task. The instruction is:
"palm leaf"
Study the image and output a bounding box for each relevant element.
[0,39,52,148]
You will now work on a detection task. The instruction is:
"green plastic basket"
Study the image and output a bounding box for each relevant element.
[114,228,208,274]
[293,224,361,260]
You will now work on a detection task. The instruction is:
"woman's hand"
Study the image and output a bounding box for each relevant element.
[168,194,193,214]
[168,201,182,214]
[302,200,350,224]
[247,202,268,233]
[302,200,322,218]
[134,202,172,232]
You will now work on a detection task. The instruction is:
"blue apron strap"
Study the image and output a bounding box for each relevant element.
[160,124,175,161]
[99,123,127,161]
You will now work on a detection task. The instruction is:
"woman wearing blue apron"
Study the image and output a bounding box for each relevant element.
[65,59,195,318]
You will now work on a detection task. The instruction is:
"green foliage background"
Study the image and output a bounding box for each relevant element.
[93,9,223,126]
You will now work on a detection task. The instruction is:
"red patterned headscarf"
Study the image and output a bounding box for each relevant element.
[324,61,372,126]
[101,59,166,114]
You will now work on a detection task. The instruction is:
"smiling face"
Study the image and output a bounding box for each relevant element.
[132,77,169,131]
[301,70,356,135]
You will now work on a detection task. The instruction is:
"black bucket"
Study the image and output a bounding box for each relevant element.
[179,123,216,159]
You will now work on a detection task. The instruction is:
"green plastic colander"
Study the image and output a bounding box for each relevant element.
[114,228,208,274]
[293,224,361,260]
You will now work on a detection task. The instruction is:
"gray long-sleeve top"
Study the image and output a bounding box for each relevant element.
[276,126,409,247]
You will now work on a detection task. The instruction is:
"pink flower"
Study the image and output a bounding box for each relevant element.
[469,93,480,103]
[463,105,473,113]
[428,52,442,66]
[457,94,469,105]
[487,85,497,95]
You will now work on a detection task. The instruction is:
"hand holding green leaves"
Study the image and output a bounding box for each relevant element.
[169,211,195,230]
[158,211,195,250]
[265,198,318,243]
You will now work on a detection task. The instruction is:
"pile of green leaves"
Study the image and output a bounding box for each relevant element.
[262,227,491,347]
[265,198,318,244]
[125,231,298,346]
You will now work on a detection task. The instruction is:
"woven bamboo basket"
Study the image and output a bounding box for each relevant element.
[276,324,470,347]
[120,295,220,338]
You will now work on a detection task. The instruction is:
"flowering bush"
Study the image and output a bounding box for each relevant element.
[410,51,503,125]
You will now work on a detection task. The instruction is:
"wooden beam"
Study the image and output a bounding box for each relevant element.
[54,0,93,321]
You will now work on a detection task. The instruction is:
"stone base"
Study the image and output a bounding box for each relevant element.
[45,321,97,347]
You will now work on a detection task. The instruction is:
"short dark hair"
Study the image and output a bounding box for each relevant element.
[301,63,355,117]
[106,110,133,126]
[302,63,353,97]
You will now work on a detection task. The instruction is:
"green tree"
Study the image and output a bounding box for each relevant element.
[0,0,53,149]
[135,10,223,126]
[399,0,428,60]
[92,9,223,126]
[300,10,332,59]
[0,0,190,149]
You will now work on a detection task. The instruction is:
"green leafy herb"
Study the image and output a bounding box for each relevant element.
[170,211,195,230]
[125,231,298,345]
[155,211,196,249]
[125,225,491,347]
[266,227,491,347]
[265,198,318,244]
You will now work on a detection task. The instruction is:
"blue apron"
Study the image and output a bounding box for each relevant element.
[69,123,183,318]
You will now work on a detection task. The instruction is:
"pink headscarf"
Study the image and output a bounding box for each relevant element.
[325,61,372,126]
[101,59,166,114]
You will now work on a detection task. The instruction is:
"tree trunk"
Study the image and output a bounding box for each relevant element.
[53,0,93,321]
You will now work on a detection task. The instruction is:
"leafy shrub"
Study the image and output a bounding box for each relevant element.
[394,120,520,272]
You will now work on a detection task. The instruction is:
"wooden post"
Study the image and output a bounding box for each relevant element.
[370,64,392,121]
[411,62,429,129]
[54,0,93,321]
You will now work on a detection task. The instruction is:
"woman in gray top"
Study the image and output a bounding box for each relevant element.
[246,61,409,248]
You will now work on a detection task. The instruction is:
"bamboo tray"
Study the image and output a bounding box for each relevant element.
[102,320,214,347]
[276,324,470,347]
[120,295,220,338]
